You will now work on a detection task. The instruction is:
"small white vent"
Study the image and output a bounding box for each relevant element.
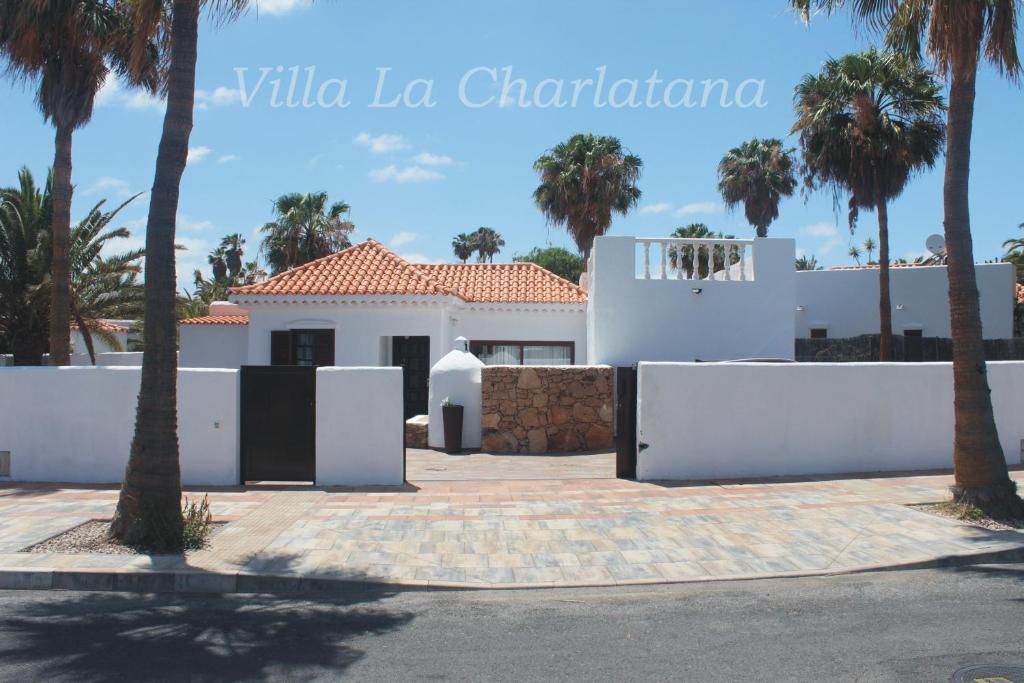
[0,451,9,477]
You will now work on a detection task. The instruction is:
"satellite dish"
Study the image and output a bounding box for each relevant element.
[926,234,946,256]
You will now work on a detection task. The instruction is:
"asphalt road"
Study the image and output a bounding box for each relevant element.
[1,565,1023,682]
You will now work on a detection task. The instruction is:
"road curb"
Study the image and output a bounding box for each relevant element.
[3,545,1023,595]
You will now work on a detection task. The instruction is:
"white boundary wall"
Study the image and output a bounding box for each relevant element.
[636,361,1024,480]
[315,367,404,486]
[0,367,239,485]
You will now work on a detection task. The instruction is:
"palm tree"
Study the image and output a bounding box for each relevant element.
[792,50,945,362]
[717,138,797,238]
[848,245,862,265]
[533,133,643,260]
[796,254,822,271]
[452,233,476,263]
[208,246,228,282]
[794,0,1024,516]
[0,168,50,365]
[1003,223,1024,258]
[668,223,737,279]
[220,233,245,279]
[112,0,251,551]
[472,227,504,263]
[68,196,146,364]
[1,168,144,365]
[0,2,159,366]
[862,237,877,264]
[259,192,354,274]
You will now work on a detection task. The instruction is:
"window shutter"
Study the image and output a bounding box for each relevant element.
[314,330,335,367]
[271,331,291,365]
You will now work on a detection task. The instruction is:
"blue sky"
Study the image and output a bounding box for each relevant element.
[4,0,1022,291]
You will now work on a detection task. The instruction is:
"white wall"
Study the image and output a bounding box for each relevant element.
[588,236,797,366]
[0,367,239,485]
[71,330,128,356]
[179,325,249,368]
[636,361,1024,481]
[315,367,405,486]
[245,302,448,368]
[451,306,588,364]
[70,352,144,366]
[795,263,1015,339]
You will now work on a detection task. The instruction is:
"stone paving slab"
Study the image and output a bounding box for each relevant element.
[1,470,1022,592]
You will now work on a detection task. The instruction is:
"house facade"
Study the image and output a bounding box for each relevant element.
[179,236,1018,410]
[180,239,587,416]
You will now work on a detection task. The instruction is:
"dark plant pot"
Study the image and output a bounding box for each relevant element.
[442,405,464,453]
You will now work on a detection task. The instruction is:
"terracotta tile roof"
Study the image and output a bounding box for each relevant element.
[179,314,249,326]
[70,320,130,333]
[1017,282,1024,305]
[418,263,587,304]
[229,240,455,298]
[229,239,588,304]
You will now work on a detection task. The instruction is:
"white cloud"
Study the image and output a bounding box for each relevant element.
[675,202,722,216]
[195,86,241,109]
[125,90,165,111]
[178,215,214,233]
[398,252,432,264]
[369,165,444,184]
[217,154,241,164]
[412,152,454,166]
[354,132,409,154]
[256,0,313,15]
[390,231,418,247]
[187,146,212,165]
[83,176,131,197]
[639,202,673,215]
[95,73,165,111]
[817,237,843,255]
[802,221,840,237]
[306,153,326,169]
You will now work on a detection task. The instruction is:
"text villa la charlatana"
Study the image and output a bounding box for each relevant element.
[233,66,770,109]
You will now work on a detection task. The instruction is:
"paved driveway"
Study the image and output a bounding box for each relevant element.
[405,449,614,480]
[1,470,1023,590]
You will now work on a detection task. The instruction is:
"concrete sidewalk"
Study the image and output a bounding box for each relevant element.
[1,470,1022,592]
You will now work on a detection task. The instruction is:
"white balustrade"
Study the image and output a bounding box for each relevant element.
[636,237,755,281]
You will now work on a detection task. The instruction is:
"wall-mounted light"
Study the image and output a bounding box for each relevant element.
[691,287,703,295]
[895,304,905,310]
[796,305,805,312]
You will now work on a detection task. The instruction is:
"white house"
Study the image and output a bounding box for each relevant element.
[180,239,588,416]
[179,236,1018,410]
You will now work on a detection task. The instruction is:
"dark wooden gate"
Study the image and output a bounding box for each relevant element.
[392,336,430,419]
[615,366,638,479]
[240,366,316,483]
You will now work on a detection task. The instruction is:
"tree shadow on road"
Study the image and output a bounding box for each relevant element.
[0,584,414,681]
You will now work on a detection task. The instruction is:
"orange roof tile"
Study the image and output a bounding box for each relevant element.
[229,239,588,305]
[179,314,249,326]
[70,320,130,333]
[229,240,455,298]
[418,262,587,304]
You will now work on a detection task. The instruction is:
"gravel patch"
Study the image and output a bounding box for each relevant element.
[22,519,225,555]
[910,503,1024,532]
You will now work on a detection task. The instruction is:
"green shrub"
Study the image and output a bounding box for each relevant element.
[182,495,214,550]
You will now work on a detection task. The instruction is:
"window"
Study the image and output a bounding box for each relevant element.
[810,328,828,339]
[270,329,335,367]
[469,341,574,366]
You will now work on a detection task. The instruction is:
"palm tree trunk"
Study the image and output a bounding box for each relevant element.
[111,0,199,551]
[48,123,74,366]
[876,191,893,362]
[943,52,1021,515]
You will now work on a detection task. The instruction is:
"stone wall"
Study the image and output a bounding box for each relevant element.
[480,366,614,454]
